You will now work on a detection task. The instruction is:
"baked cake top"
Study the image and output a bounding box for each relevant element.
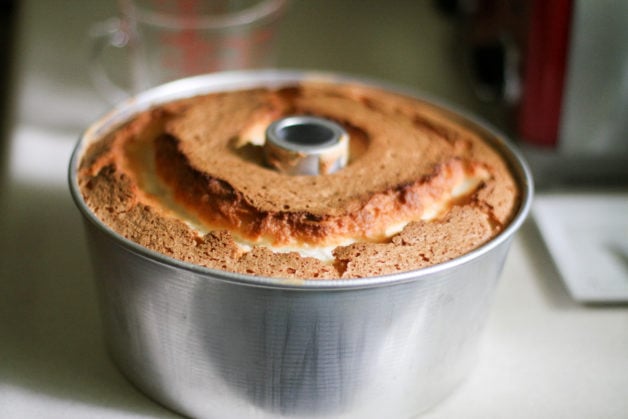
[78,81,520,279]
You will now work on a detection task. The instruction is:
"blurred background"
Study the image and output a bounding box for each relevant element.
[3,0,628,189]
[0,1,627,418]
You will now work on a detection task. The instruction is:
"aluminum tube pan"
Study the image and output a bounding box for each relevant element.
[69,70,533,419]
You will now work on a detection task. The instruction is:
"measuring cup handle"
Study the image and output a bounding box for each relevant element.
[88,18,132,104]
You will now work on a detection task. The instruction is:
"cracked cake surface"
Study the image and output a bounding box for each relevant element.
[78,81,520,279]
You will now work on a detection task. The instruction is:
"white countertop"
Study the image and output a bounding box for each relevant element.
[1,1,627,418]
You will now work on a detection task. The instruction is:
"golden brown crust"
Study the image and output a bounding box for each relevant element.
[333,206,494,278]
[78,82,520,279]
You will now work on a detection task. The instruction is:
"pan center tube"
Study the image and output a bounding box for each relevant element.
[264,115,349,175]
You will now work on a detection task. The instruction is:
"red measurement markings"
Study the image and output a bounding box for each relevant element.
[224,28,275,68]
[161,27,276,75]
[161,29,217,75]
[159,0,214,74]
[157,0,277,75]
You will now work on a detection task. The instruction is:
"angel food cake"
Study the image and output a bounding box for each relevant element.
[77,81,520,279]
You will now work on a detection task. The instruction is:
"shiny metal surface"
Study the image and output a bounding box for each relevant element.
[69,70,533,419]
[264,115,349,175]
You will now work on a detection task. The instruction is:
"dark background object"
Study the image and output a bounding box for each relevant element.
[0,0,18,189]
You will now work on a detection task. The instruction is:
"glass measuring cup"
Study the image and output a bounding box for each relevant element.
[90,0,287,101]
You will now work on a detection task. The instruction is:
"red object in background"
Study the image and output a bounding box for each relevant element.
[518,0,573,147]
